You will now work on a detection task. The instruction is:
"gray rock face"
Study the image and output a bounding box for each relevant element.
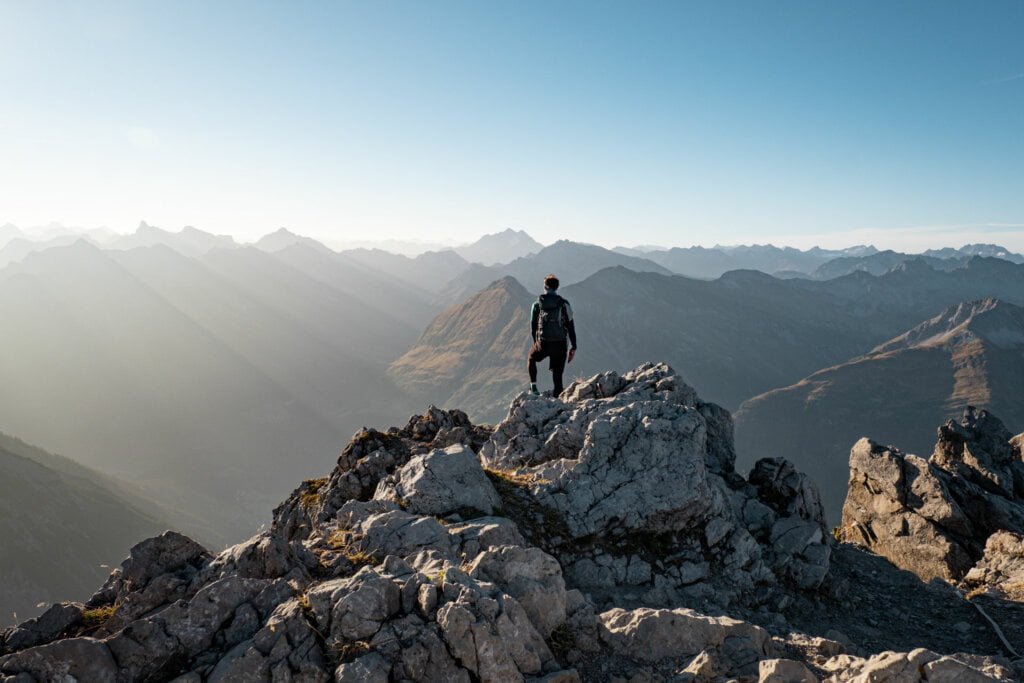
[598,607,771,663]
[2,603,83,651]
[374,444,502,516]
[963,530,1024,600]
[817,648,1014,682]
[480,363,830,607]
[840,407,1024,582]
[5,379,1013,682]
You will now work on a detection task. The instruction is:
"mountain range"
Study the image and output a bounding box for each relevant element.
[613,242,1024,280]
[0,240,422,540]
[734,298,1024,525]
[392,257,1024,425]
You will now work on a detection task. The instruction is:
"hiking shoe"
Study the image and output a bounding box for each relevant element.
[529,385,540,395]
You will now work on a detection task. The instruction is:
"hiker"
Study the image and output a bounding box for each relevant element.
[528,274,577,397]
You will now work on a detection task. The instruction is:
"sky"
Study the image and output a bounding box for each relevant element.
[1,1,1022,252]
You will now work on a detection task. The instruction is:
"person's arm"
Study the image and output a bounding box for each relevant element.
[564,300,577,360]
[530,301,539,342]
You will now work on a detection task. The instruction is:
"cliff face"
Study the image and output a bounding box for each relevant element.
[1,365,1018,682]
[840,406,1024,585]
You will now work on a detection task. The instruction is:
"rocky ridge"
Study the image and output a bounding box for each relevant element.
[840,406,1024,589]
[1,364,1018,681]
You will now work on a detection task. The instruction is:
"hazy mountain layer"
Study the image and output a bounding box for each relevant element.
[734,298,1024,526]
[105,221,239,256]
[391,257,1024,429]
[339,247,471,294]
[393,267,894,423]
[0,432,174,624]
[0,241,418,541]
[619,243,1024,280]
[435,239,673,305]
[452,228,543,265]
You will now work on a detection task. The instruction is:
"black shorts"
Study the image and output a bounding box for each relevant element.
[529,339,568,373]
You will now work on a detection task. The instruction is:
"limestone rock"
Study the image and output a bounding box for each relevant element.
[598,607,771,662]
[374,444,502,517]
[12,365,1011,683]
[962,530,1024,600]
[466,545,566,636]
[482,364,722,539]
[2,602,83,652]
[759,657,818,682]
[840,408,1024,583]
[818,648,1014,682]
[0,638,118,681]
[88,530,211,607]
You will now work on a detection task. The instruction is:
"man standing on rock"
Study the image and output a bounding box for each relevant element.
[528,274,577,397]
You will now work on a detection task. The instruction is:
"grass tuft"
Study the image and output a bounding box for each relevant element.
[300,477,329,509]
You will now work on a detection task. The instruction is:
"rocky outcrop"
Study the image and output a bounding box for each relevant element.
[482,363,831,608]
[1,366,1018,681]
[963,531,1024,601]
[839,407,1024,583]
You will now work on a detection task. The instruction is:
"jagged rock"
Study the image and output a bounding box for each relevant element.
[750,458,827,529]
[480,363,829,605]
[839,407,1024,582]
[482,364,723,538]
[307,566,402,641]
[0,638,118,681]
[597,606,771,663]
[818,648,1014,682]
[87,530,211,607]
[247,599,330,680]
[104,575,269,680]
[963,530,1024,600]
[337,501,454,562]
[12,364,1015,683]
[466,545,566,636]
[374,444,502,516]
[271,406,495,547]
[448,516,525,560]
[2,602,83,651]
[758,657,818,682]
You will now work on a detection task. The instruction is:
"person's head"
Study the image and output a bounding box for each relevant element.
[544,274,559,291]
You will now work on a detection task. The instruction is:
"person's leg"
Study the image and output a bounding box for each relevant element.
[528,343,549,391]
[549,341,568,396]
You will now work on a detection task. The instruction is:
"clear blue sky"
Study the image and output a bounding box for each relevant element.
[2,1,1022,250]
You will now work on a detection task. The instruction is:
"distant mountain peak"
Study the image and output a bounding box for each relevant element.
[453,229,543,266]
[254,228,331,254]
[874,298,1024,353]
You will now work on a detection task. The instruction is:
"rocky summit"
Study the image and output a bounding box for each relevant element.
[1,364,1019,681]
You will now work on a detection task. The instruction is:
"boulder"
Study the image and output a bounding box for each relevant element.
[466,545,567,636]
[759,658,818,682]
[962,530,1024,600]
[374,444,502,517]
[840,408,1024,582]
[597,607,771,662]
[2,603,83,652]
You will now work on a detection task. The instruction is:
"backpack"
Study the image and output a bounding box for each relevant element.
[536,294,568,342]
